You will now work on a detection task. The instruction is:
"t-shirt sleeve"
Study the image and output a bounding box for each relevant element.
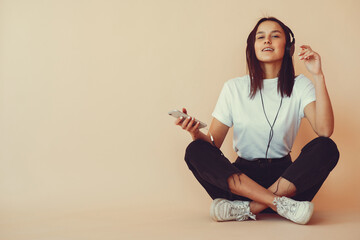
[211,82,233,127]
[299,76,316,119]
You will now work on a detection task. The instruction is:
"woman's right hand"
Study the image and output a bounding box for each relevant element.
[174,108,200,138]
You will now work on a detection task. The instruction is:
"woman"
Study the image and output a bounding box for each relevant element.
[174,17,339,225]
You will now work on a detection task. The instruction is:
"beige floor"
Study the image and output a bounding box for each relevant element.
[1,206,360,240]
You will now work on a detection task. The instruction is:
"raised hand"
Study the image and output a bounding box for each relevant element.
[298,45,323,76]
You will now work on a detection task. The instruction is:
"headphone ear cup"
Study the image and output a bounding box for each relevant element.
[286,42,295,57]
[287,27,295,57]
[290,42,295,57]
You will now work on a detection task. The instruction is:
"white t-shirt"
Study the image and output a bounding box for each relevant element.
[212,74,316,160]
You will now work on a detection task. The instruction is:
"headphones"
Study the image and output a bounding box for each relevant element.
[259,89,282,160]
[286,27,295,57]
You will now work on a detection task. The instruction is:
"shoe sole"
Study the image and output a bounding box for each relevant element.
[210,198,226,221]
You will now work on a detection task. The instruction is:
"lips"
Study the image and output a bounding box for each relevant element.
[262,47,274,52]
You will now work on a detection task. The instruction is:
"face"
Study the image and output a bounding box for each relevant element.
[254,21,287,64]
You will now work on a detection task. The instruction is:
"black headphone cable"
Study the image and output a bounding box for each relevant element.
[259,88,283,160]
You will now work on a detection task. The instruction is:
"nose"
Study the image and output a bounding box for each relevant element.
[264,39,271,44]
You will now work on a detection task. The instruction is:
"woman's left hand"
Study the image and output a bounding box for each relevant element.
[298,45,323,76]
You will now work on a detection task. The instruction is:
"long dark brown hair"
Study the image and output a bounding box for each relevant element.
[246,17,295,99]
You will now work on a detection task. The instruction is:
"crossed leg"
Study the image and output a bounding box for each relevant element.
[185,137,339,217]
[227,173,296,214]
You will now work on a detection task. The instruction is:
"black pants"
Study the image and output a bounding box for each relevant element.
[184,137,339,213]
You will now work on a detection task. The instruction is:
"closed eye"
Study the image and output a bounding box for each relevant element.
[257,35,280,39]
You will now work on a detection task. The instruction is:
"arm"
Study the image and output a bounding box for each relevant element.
[299,45,334,137]
[175,108,229,148]
[193,117,230,149]
[304,74,334,137]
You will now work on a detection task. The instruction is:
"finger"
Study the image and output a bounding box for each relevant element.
[190,121,200,132]
[298,49,310,56]
[300,45,311,50]
[191,118,199,128]
[187,118,196,131]
[302,52,315,60]
[181,116,191,128]
[182,108,187,114]
[186,117,196,131]
[181,116,191,129]
[298,47,311,55]
[299,50,313,59]
[175,116,184,125]
[299,46,312,55]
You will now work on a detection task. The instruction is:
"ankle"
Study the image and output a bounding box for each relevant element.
[270,196,279,212]
[249,201,258,214]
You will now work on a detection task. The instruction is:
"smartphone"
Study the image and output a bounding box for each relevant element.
[168,109,207,129]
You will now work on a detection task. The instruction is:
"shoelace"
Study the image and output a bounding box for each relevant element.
[237,212,256,221]
[273,197,298,216]
[228,204,256,221]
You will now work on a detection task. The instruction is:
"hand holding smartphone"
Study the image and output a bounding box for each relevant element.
[168,109,207,129]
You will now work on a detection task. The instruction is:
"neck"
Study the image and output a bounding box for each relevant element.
[260,60,282,79]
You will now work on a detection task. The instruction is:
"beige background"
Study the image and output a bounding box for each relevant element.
[1,0,360,237]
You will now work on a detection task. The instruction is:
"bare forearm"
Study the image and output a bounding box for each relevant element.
[313,73,334,136]
[191,130,213,145]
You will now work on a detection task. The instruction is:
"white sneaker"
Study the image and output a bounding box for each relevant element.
[273,196,314,224]
[210,198,256,222]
